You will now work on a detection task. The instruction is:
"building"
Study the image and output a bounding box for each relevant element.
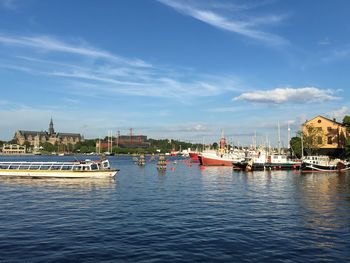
[117,135,150,148]
[14,118,83,147]
[303,115,349,156]
[1,144,26,155]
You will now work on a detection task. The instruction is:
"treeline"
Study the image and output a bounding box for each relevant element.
[38,138,204,154]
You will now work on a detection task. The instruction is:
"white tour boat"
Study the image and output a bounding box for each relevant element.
[0,159,119,178]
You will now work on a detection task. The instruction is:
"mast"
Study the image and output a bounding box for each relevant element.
[288,122,291,148]
[301,124,304,159]
[278,121,281,154]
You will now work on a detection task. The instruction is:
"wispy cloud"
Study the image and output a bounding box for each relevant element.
[233,87,339,104]
[326,106,349,121]
[158,0,288,45]
[0,0,17,10]
[0,33,243,100]
[0,34,151,67]
[322,46,350,63]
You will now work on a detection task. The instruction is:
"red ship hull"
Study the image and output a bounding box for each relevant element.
[189,152,199,161]
[200,154,233,166]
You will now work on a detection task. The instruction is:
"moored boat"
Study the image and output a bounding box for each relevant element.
[189,151,199,162]
[0,159,119,178]
[199,151,245,167]
[245,152,301,171]
[300,156,350,172]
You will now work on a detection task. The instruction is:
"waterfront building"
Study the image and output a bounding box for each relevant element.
[303,115,349,156]
[14,118,83,147]
[1,144,26,155]
[117,135,150,148]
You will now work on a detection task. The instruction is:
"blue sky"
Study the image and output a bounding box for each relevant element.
[0,0,349,147]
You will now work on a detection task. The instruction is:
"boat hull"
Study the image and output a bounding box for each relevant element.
[246,162,301,171]
[200,154,234,166]
[0,169,119,178]
[189,152,199,162]
[300,162,350,172]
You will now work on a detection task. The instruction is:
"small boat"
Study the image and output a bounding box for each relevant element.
[300,156,350,172]
[0,159,119,178]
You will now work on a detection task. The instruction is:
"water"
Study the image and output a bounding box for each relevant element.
[0,155,349,262]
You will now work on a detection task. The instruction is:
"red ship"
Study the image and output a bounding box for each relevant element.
[189,151,199,162]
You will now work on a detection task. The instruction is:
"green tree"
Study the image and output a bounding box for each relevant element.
[290,136,302,158]
[40,142,57,153]
[302,123,325,155]
[343,115,350,132]
[345,138,350,159]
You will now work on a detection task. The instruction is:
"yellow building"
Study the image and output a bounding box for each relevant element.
[303,115,349,155]
[1,144,26,155]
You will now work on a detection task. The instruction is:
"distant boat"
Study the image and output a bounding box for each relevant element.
[189,151,199,162]
[300,156,350,172]
[199,150,245,167]
[0,159,119,178]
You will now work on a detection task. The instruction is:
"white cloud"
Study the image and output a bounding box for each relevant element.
[326,106,349,121]
[233,87,339,104]
[158,0,288,45]
[0,33,243,100]
[0,34,151,67]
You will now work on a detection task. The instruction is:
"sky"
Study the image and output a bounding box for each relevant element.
[0,0,349,147]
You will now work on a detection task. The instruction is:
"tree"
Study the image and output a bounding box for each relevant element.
[289,136,302,158]
[343,115,350,132]
[302,123,325,155]
[40,142,57,153]
[345,138,350,159]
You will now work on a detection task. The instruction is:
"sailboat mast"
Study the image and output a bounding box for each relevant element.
[278,121,281,154]
[301,124,304,159]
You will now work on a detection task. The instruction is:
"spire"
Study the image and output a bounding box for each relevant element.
[49,118,55,135]
[219,129,226,150]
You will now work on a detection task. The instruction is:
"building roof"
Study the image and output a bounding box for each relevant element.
[18,130,48,136]
[306,115,344,126]
[57,133,82,138]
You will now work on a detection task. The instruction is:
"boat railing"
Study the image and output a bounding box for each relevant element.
[0,161,99,171]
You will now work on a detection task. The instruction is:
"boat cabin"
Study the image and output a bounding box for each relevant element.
[0,160,110,171]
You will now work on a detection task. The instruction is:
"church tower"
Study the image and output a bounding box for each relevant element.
[49,118,55,135]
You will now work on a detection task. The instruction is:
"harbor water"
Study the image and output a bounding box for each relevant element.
[0,155,349,262]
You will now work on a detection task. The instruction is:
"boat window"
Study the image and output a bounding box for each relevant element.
[91,164,98,170]
[102,161,109,168]
[40,165,50,170]
[9,165,19,169]
[82,166,90,171]
[19,165,30,170]
[0,164,10,169]
[30,165,40,170]
[61,165,72,170]
[50,165,61,170]
[73,165,82,171]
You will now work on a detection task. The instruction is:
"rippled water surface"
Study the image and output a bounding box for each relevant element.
[0,155,350,262]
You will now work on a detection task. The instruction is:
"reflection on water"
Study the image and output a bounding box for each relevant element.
[0,177,116,190]
[0,156,349,262]
[295,172,350,251]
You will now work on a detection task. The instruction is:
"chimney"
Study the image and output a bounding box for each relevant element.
[333,118,336,122]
